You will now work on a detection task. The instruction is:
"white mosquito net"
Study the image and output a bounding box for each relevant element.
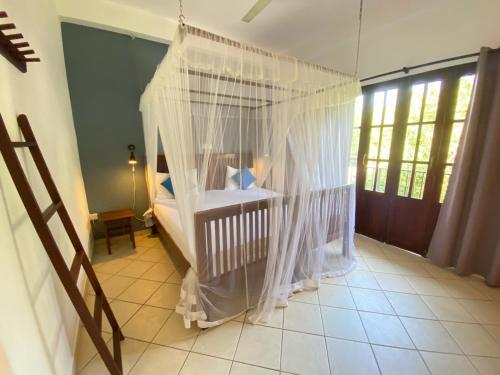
[140,25,361,327]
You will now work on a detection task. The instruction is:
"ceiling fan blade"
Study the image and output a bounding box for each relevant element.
[241,0,272,23]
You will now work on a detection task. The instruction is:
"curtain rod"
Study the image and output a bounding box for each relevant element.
[360,52,480,83]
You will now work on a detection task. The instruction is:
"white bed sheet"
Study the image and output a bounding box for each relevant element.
[154,188,279,264]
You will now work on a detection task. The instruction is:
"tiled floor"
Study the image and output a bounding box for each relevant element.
[76,232,500,374]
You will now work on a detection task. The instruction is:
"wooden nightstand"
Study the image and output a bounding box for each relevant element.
[100,208,136,254]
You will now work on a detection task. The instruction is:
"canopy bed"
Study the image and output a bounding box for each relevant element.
[140,24,361,328]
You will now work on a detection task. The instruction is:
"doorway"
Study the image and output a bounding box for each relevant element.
[354,64,476,255]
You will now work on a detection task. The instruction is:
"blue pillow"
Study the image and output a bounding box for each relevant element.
[232,167,256,190]
[161,177,175,196]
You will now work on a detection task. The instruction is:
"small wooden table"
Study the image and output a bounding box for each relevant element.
[100,208,136,254]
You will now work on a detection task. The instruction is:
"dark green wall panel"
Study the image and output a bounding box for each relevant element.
[61,23,168,238]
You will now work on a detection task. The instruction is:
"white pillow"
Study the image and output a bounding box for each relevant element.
[156,172,174,199]
[225,166,256,190]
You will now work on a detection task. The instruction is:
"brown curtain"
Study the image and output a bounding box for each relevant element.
[427,47,500,286]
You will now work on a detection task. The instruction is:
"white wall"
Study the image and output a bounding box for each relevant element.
[0,0,91,374]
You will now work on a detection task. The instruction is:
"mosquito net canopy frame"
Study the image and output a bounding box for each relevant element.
[140,24,361,328]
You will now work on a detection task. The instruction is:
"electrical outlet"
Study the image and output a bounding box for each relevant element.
[89,213,99,221]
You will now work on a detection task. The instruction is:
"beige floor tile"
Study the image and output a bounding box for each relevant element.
[117,260,155,278]
[75,329,112,371]
[466,278,500,301]
[118,279,162,304]
[420,263,460,279]
[246,307,283,329]
[457,299,500,325]
[135,236,161,248]
[440,279,489,300]
[139,247,170,262]
[322,275,348,285]
[122,305,172,342]
[405,276,450,297]
[359,311,414,349]
[374,273,416,294]
[230,361,279,374]
[421,295,476,322]
[355,256,370,271]
[321,306,367,342]
[393,260,431,277]
[443,322,500,357]
[283,301,323,335]
[153,312,201,350]
[482,324,500,343]
[102,300,142,332]
[383,246,426,263]
[146,283,181,309]
[129,344,188,374]
[318,284,356,309]
[101,275,136,299]
[400,317,461,353]
[281,330,329,375]
[93,258,133,275]
[372,345,429,375]
[386,291,436,319]
[140,262,175,282]
[354,235,386,259]
[122,246,150,260]
[180,352,231,375]
[351,287,395,314]
[365,257,400,274]
[420,352,477,375]
[326,337,380,375]
[289,289,319,304]
[79,338,147,375]
[346,270,381,290]
[234,324,282,370]
[468,356,500,375]
[192,321,242,359]
[166,269,184,284]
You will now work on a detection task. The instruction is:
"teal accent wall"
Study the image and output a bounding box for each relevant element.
[61,23,168,238]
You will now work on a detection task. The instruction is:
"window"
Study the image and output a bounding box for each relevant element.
[364,89,398,192]
[397,80,442,199]
[349,95,364,184]
[439,74,475,202]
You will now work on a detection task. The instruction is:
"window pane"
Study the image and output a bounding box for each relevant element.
[354,95,364,128]
[350,128,361,159]
[423,81,442,122]
[398,162,413,197]
[383,89,398,125]
[403,125,419,161]
[417,124,434,162]
[411,163,428,199]
[379,127,393,160]
[368,127,380,159]
[365,160,377,191]
[372,91,385,125]
[408,83,425,123]
[349,159,357,184]
[447,122,464,163]
[439,165,453,203]
[375,161,388,193]
[454,75,475,121]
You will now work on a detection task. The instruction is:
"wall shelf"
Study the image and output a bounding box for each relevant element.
[0,10,40,73]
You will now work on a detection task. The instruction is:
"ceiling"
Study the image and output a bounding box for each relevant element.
[71,0,500,79]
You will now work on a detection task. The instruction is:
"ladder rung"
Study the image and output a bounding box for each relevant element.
[94,292,103,332]
[12,141,36,148]
[69,250,84,282]
[42,201,62,222]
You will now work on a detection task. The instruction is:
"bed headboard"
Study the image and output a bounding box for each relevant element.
[156,152,253,190]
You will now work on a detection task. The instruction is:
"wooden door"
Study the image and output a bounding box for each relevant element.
[355,64,476,254]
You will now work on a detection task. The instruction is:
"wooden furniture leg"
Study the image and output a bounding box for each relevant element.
[129,218,136,248]
[104,223,111,254]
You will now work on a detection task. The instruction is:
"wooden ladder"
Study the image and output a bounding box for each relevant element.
[0,114,124,374]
